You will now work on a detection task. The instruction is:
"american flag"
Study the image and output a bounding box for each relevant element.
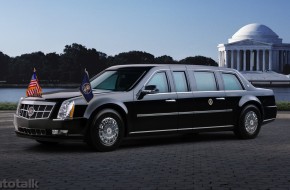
[26,68,42,97]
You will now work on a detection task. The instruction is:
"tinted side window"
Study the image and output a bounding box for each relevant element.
[222,73,243,90]
[173,72,188,92]
[194,71,217,91]
[147,72,169,93]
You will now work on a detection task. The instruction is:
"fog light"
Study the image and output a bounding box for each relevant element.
[52,130,68,135]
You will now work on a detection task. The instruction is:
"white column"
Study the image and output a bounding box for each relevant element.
[224,50,228,68]
[237,50,240,71]
[222,51,224,66]
[269,50,272,71]
[282,51,284,71]
[231,50,234,69]
[218,51,221,67]
[286,51,289,64]
[257,50,260,71]
[250,49,254,71]
[279,50,284,71]
[243,50,246,71]
[286,51,289,65]
[220,51,223,67]
[263,50,266,71]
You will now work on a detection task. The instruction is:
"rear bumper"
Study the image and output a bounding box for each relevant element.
[262,105,277,125]
[14,114,87,142]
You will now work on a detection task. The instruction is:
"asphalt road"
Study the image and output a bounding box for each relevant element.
[0,111,290,190]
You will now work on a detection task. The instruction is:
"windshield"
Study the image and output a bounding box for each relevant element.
[91,69,146,91]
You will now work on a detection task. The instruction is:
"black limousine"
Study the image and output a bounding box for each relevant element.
[14,64,277,151]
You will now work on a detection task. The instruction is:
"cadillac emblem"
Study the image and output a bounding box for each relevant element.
[82,83,92,94]
[208,99,213,106]
[28,106,35,117]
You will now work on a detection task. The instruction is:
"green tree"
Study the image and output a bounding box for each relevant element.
[155,55,177,64]
[8,52,46,84]
[109,51,155,66]
[179,56,218,66]
[0,52,10,81]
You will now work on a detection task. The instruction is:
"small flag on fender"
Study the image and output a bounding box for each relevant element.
[80,69,94,103]
[26,68,42,97]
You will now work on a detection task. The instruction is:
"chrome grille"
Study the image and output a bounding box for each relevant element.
[18,127,46,135]
[18,101,55,119]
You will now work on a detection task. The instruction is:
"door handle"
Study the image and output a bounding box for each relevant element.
[216,97,225,100]
[165,99,176,102]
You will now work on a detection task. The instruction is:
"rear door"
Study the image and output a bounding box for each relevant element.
[190,70,231,128]
[219,71,247,125]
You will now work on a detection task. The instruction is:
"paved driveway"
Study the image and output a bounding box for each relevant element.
[0,111,290,190]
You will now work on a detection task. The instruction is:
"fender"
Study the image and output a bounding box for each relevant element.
[239,95,262,108]
[83,97,128,119]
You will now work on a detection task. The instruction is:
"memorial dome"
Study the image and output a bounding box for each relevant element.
[228,23,282,43]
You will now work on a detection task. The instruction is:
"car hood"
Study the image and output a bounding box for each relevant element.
[24,89,110,101]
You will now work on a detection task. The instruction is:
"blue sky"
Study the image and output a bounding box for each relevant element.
[0,0,290,61]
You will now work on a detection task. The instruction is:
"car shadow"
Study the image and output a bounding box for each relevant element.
[23,132,238,153]
[24,142,93,153]
[120,132,238,150]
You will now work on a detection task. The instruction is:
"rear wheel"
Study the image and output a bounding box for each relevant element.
[88,109,124,152]
[234,105,261,139]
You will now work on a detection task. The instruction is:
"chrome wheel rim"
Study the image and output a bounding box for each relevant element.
[98,117,119,146]
[244,111,258,134]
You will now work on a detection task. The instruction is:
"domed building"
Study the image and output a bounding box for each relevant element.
[218,23,290,73]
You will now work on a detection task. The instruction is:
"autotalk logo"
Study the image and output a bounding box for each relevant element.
[0,179,39,189]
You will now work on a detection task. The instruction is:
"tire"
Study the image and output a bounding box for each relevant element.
[234,105,262,139]
[36,140,59,146]
[88,109,124,152]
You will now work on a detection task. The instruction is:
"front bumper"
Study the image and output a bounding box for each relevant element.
[14,114,87,142]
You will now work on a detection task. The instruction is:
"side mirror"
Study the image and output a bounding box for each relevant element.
[137,85,159,100]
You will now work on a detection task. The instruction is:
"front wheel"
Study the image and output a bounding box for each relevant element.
[234,105,262,139]
[88,109,124,152]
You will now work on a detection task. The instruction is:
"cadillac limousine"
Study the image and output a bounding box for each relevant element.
[14,64,277,151]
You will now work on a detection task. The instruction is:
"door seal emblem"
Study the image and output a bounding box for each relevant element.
[208,99,213,106]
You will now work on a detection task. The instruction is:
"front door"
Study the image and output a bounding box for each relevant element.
[132,71,178,133]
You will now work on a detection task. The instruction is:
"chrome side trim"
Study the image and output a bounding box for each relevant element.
[129,125,234,134]
[130,129,177,134]
[176,92,192,94]
[137,109,233,117]
[266,105,277,108]
[179,125,234,131]
[147,92,176,95]
[137,112,179,118]
[179,109,232,115]
[263,118,276,122]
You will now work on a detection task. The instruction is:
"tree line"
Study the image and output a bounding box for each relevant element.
[0,43,218,85]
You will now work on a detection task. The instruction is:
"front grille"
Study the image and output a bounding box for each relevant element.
[18,101,55,119]
[18,127,46,136]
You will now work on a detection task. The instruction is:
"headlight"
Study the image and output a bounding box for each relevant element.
[16,97,23,115]
[57,100,75,120]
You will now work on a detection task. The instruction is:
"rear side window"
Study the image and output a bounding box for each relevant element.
[147,72,169,93]
[172,72,188,92]
[193,71,217,91]
[222,73,243,90]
